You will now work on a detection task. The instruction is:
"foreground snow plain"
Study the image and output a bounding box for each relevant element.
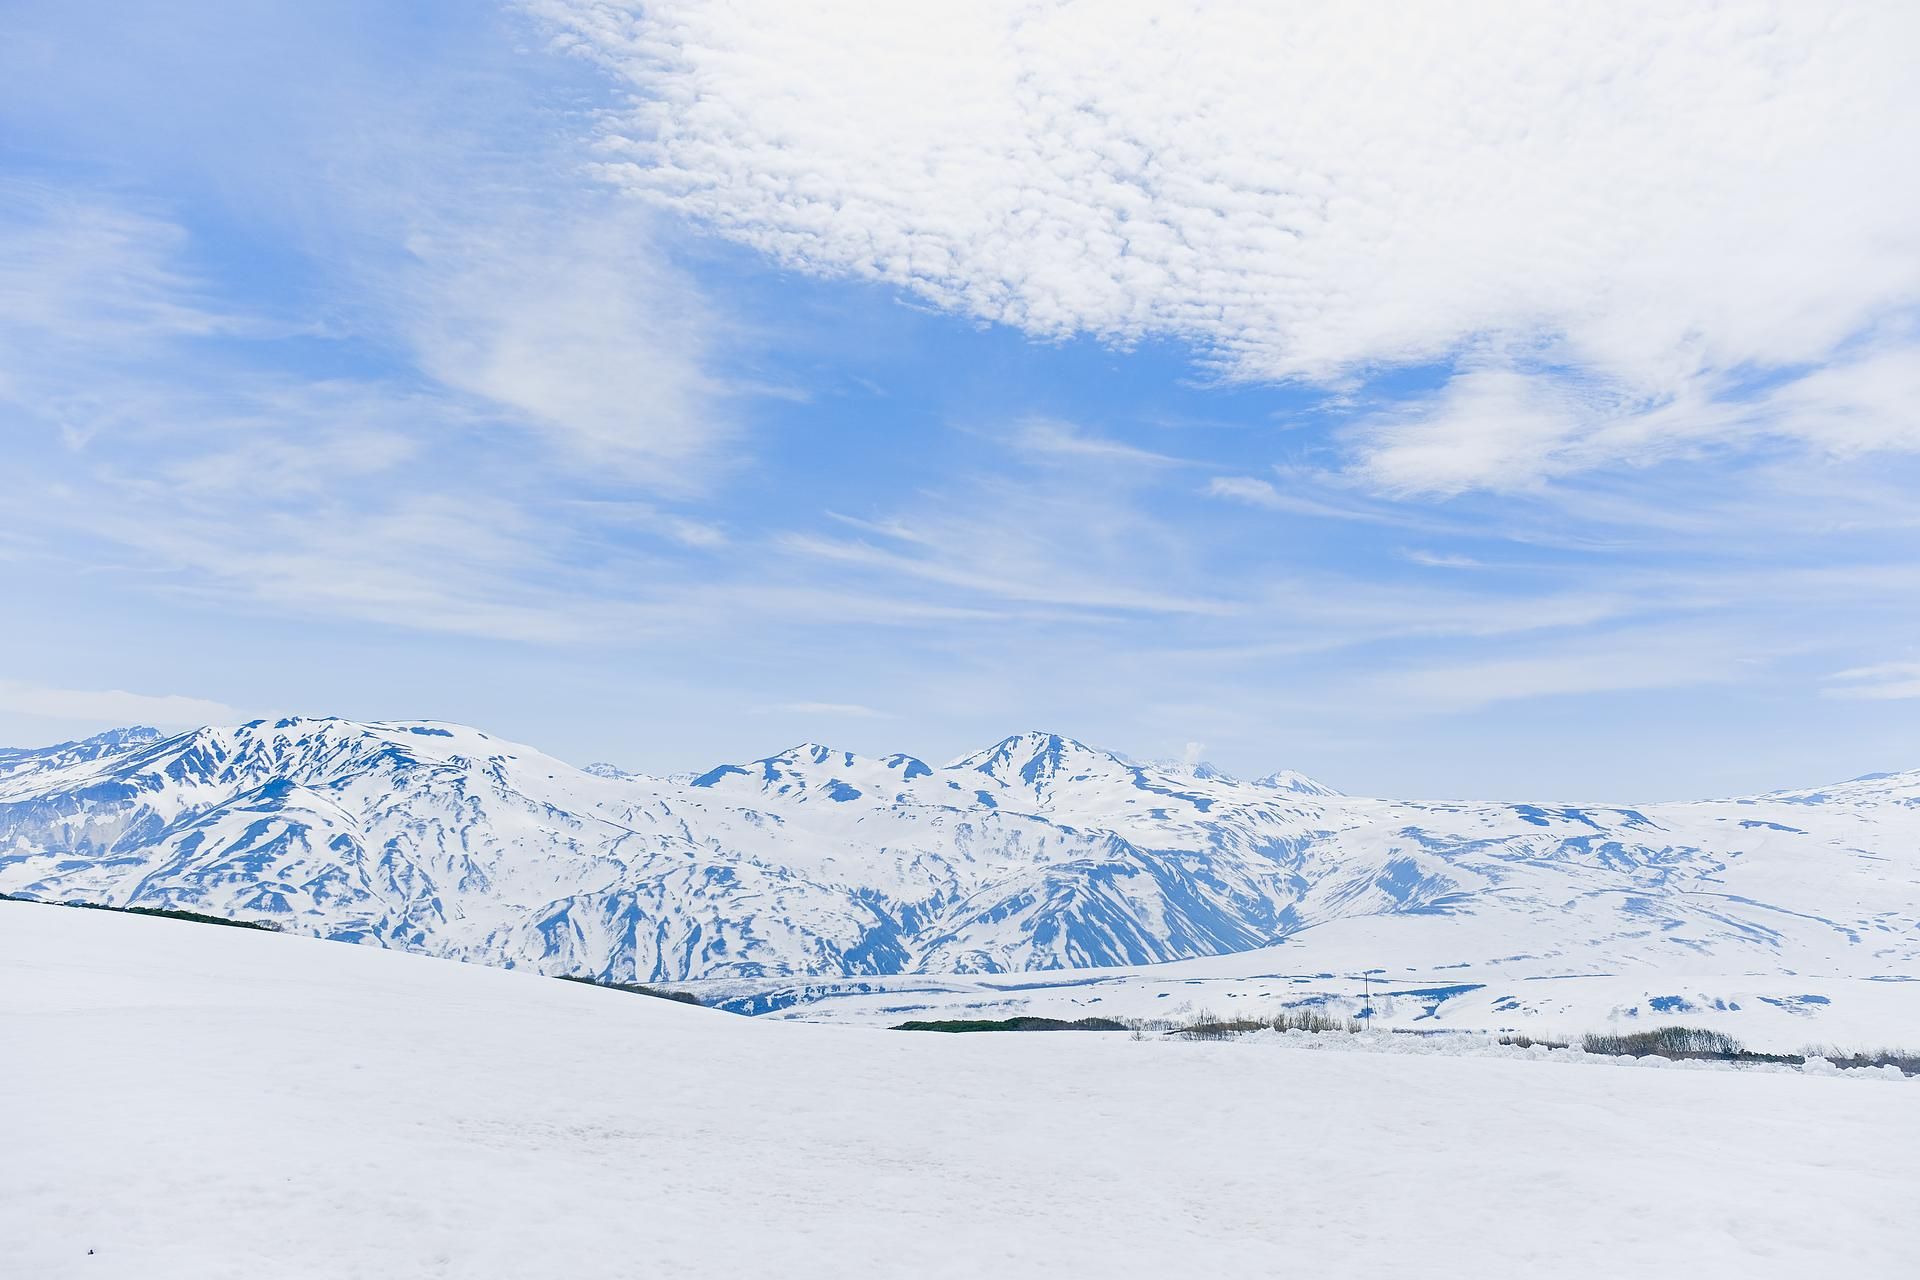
[5,901,1916,1279]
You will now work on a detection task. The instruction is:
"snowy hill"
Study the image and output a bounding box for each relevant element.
[4,898,1914,1280]
[2,718,1916,1018]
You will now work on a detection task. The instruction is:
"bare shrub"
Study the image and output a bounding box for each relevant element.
[1804,1045,1920,1076]
[1271,1007,1363,1034]
[1180,1008,1269,1040]
[1497,1033,1572,1050]
[1582,1026,1743,1059]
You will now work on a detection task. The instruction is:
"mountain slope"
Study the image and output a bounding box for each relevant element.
[1,718,1916,995]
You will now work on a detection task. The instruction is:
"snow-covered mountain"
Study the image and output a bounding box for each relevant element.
[2,718,1916,996]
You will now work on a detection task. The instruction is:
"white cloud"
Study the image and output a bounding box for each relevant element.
[0,169,748,644]
[539,1,1920,496]
[1205,476,1285,508]
[1403,550,1483,570]
[0,184,242,453]
[1009,418,1190,468]
[1351,334,1920,495]
[762,701,895,719]
[401,211,726,482]
[778,530,1233,618]
[1201,473,1482,535]
[1,23,736,485]
[0,680,237,728]
[1371,638,1744,713]
[1824,661,1920,701]
[1352,369,1595,496]
[0,181,229,350]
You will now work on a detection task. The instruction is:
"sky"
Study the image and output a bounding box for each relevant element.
[3,0,1918,801]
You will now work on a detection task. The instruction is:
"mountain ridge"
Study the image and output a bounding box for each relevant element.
[2,717,1915,994]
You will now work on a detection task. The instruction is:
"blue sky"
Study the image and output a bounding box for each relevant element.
[3,1,1919,799]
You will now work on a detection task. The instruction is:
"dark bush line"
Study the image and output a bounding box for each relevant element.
[1173,1011,1270,1041]
[1123,1007,1374,1040]
[895,1007,1918,1073]
[1169,1006,1366,1040]
[1576,1025,1919,1074]
[1583,1025,1745,1058]
[1580,1025,1803,1065]
[1271,1008,1366,1035]
[556,973,703,1006]
[0,892,279,931]
[893,1016,1127,1032]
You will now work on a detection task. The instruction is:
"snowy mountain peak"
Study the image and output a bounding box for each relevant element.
[80,725,164,750]
[1,723,161,760]
[1145,757,1242,784]
[688,741,890,800]
[947,731,1127,788]
[773,742,856,767]
[1254,769,1341,797]
[0,725,167,787]
[582,762,641,781]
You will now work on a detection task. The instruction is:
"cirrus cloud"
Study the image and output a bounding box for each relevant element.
[1824,661,1920,702]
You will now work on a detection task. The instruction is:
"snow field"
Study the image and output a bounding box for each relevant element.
[5,901,1917,1279]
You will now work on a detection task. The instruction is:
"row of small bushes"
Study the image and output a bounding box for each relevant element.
[1502,1025,1920,1074]
[1160,1012,1919,1074]
[1160,1006,1366,1041]
[1496,1034,1568,1050]
[1582,1025,1748,1058]
[891,1008,1920,1073]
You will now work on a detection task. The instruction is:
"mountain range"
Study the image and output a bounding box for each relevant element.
[2,718,1915,996]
